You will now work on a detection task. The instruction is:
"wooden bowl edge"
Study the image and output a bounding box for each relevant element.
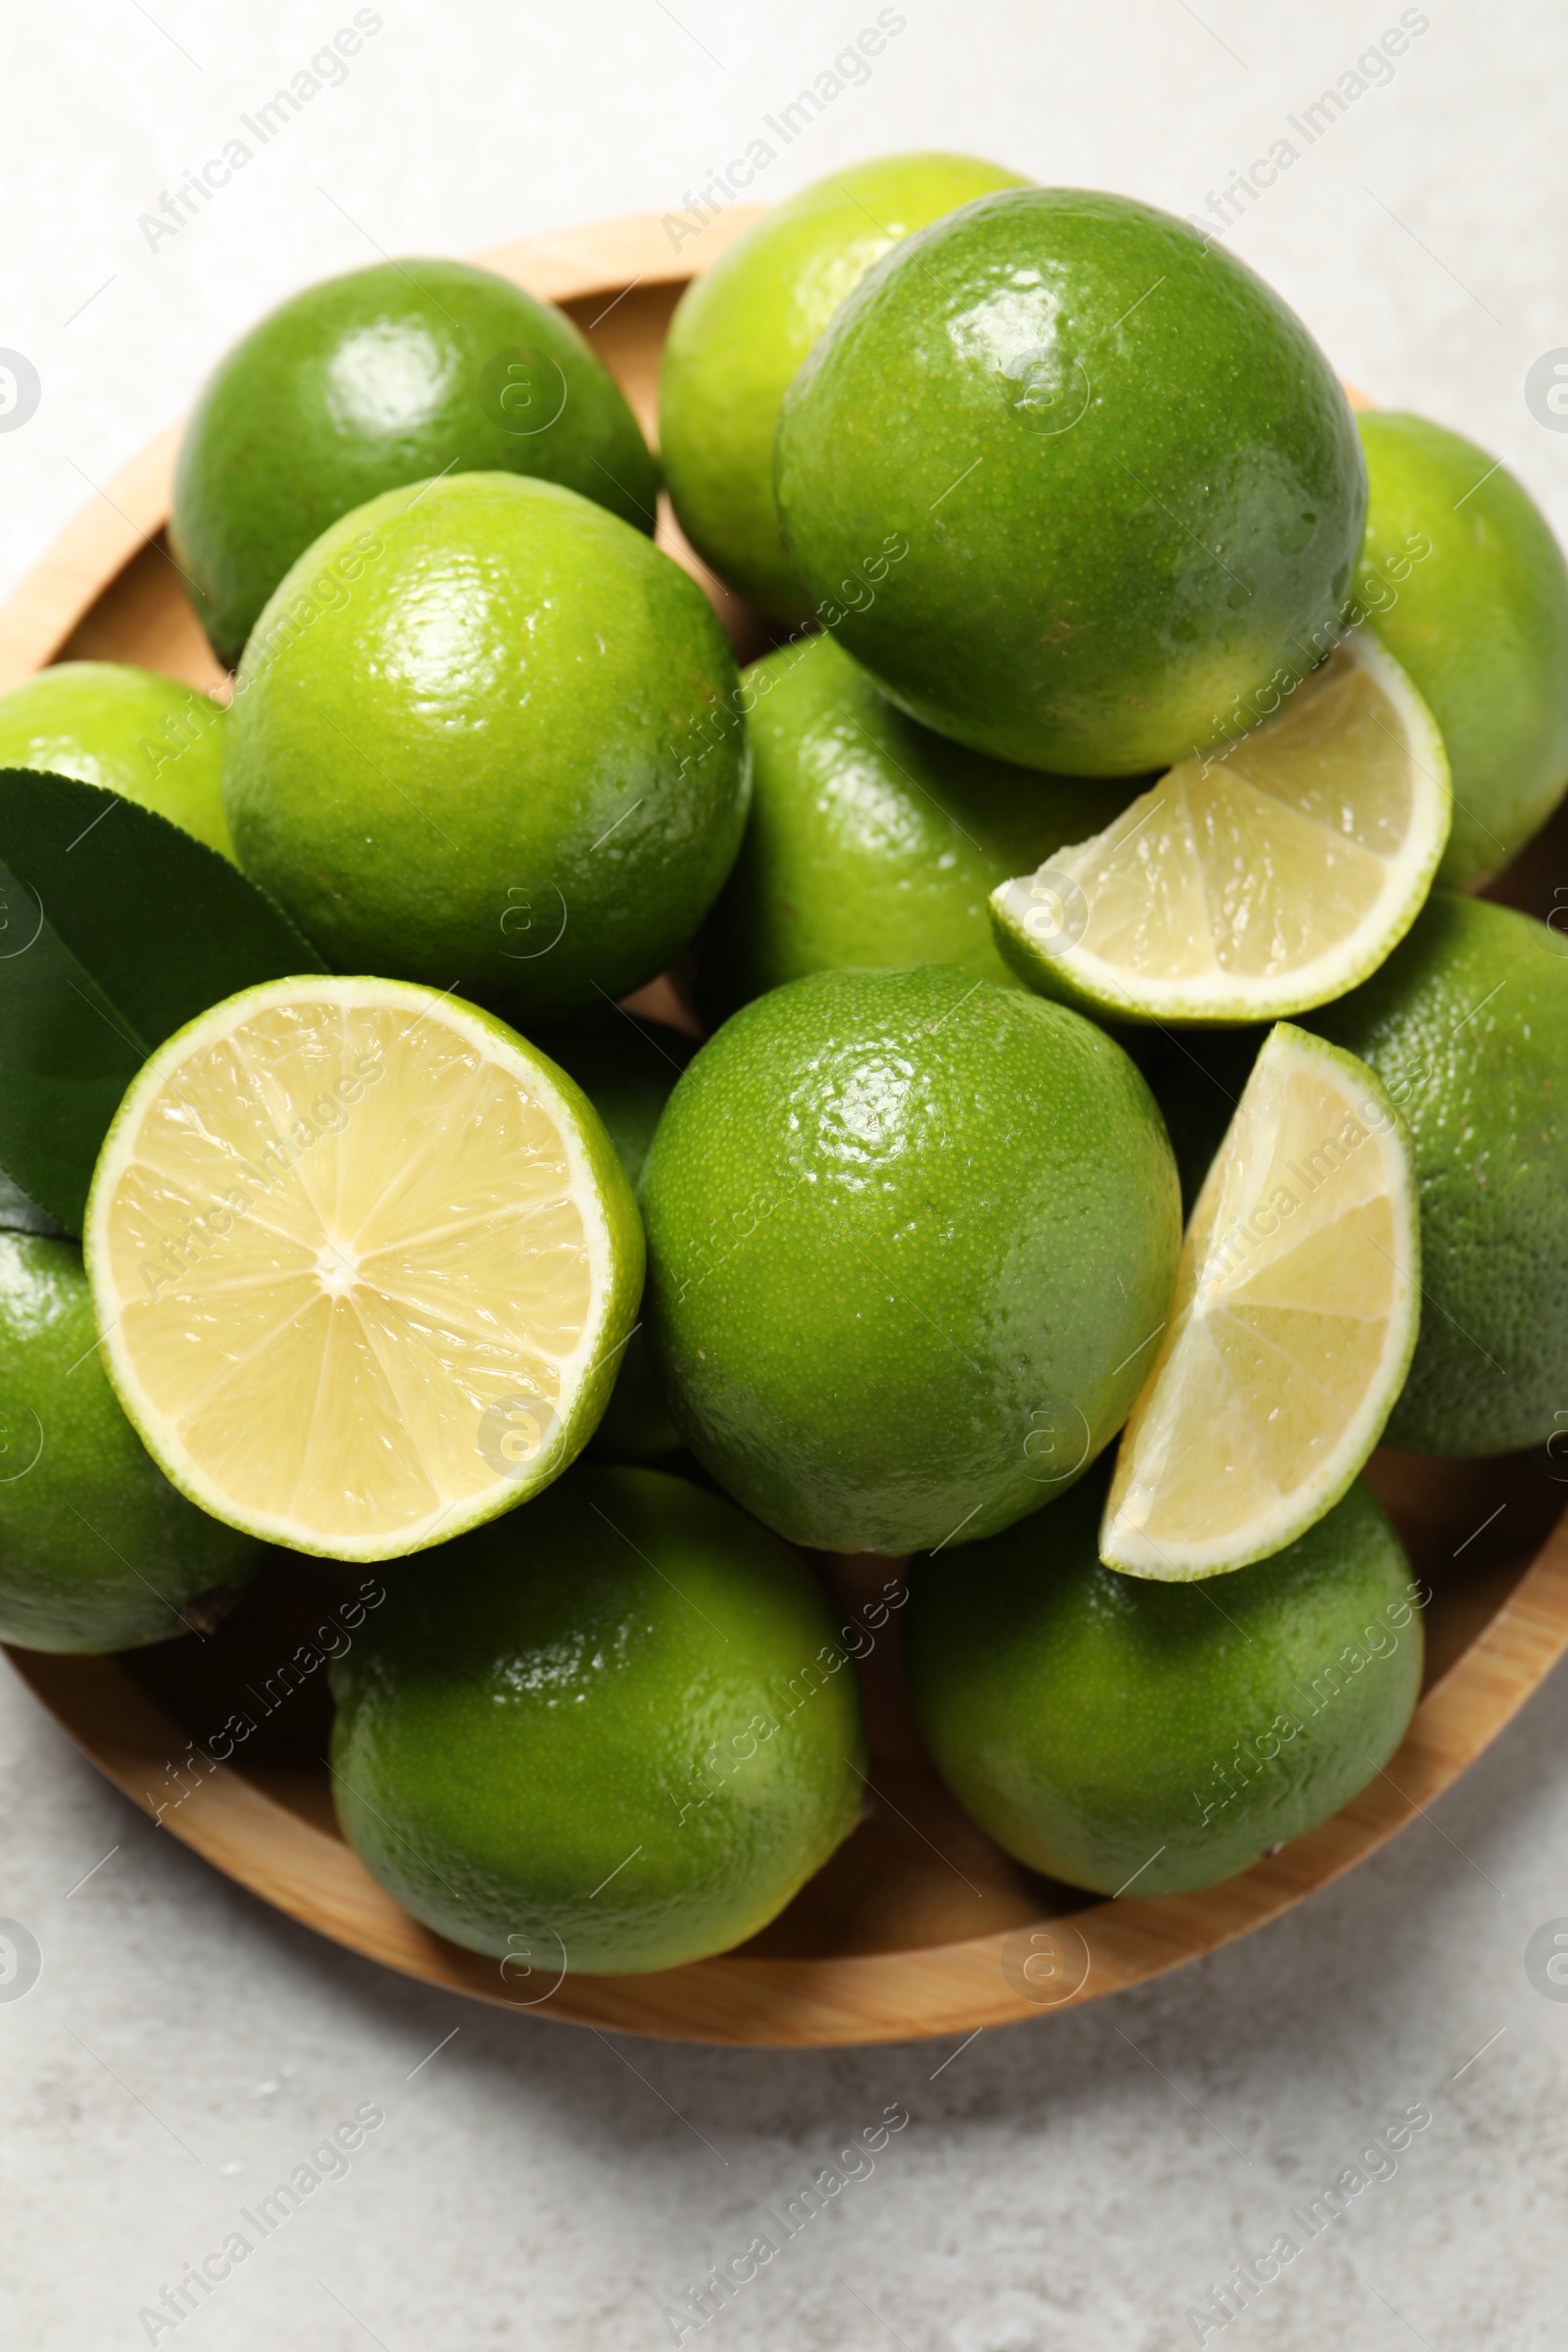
[10,1502,1568,2046]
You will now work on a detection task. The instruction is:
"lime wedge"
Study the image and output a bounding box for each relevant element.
[1101,1023,1418,1579]
[84,977,643,1562]
[992,633,1450,1023]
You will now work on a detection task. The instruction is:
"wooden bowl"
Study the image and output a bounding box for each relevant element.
[5,212,1568,2047]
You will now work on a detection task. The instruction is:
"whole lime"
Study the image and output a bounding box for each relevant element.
[0,1232,261,1650]
[660,152,1026,621]
[328,1464,865,1973]
[0,662,232,858]
[531,1007,696,1461]
[905,1471,1421,1896]
[641,965,1182,1555]
[698,632,1136,1021]
[775,187,1366,775]
[223,471,750,1020]
[1311,892,1568,1454]
[172,258,658,665]
[1353,412,1568,887]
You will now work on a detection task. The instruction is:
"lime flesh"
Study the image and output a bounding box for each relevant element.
[991,631,1450,1024]
[1102,1024,1418,1578]
[85,976,643,1562]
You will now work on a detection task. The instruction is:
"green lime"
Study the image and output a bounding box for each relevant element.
[172,258,658,665]
[1311,892,1568,1454]
[530,1007,696,1462]
[223,471,749,1021]
[1353,412,1568,887]
[697,632,1136,1022]
[0,662,232,859]
[775,187,1366,775]
[660,152,1026,621]
[641,966,1181,1555]
[328,1464,865,1973]
[905,1470,1421,1895]
[0,1232,262,1651]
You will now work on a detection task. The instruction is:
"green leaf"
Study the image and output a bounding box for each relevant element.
[0,1166,65,1239]
[0,767,323,1234]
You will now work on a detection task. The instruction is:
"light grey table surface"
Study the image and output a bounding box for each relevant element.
[4,5,1568,2346]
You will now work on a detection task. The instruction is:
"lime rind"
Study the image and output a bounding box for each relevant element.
[991,631,1451,1025]
[1100,1023,1420,1580]
[83,975,644,1564]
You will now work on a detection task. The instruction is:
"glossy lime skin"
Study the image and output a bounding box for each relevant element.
[1311,893,1568,1454]
[223,472,750,1020]
[0,1234,261,1651]
[1354,413,1568,887]
[775,188,1366,775]
[328,1465,865,1974]
[661,153,1026,622]
[531,1009,696,1461]
[172,259,658,665]
[642,966,1182,1555]
[698,633,1137,1022]
[906,1473,1421,1895]
[0,662,233,859]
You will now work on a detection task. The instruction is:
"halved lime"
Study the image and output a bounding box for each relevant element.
[84,977,643,1562]
[992,633,1450,1024]
[1101,1023,1418,1579]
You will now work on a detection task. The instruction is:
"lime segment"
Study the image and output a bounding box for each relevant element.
[1101,1022,1419,1579]
[992,633,1450,1023]
[84,976,642,1562]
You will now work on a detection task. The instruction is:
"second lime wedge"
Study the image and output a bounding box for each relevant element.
[1101,1023,1419,1579]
